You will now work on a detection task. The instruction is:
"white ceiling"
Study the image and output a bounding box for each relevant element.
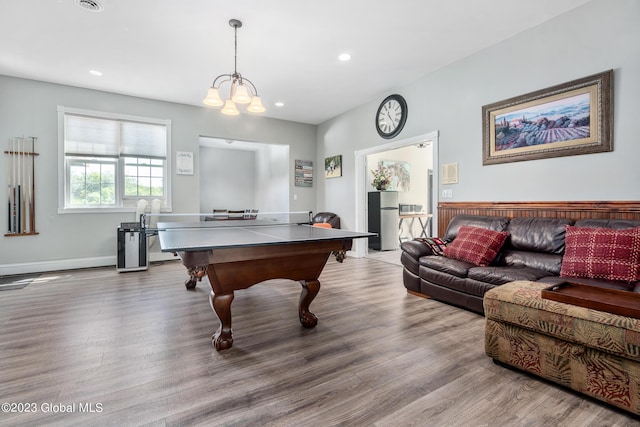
[0,0,591,125]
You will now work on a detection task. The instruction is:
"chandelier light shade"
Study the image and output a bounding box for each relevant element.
[203,19,265,115]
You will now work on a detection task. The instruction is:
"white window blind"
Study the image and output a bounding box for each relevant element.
[64,115,167,159]
[121,121,167,158]
[64,114,120,157]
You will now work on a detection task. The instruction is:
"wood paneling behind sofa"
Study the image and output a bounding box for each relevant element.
[438,201,640,237]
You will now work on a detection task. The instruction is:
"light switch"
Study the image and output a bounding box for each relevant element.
[442,189,453,198]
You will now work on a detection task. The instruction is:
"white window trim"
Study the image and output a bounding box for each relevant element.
[57,106,172,214]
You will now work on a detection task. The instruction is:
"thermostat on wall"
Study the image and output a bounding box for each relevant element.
[441,163,458,184]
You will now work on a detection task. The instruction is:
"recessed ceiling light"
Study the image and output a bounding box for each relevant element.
[275,102,284,107]
[75,0,104,12]
[89,70,103,76]
[338,53,351,61]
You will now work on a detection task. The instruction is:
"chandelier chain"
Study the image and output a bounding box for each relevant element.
[234,23,238,75]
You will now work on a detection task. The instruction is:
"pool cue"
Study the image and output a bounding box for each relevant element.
[24,138,31,233]
[6,140,10,233]
[11,138,16,233]
[24,139,29,233]
[21,139,24,232]
[23,139,28,233]
[30,138,35,233]
[16,138,22,234]
[22,139,27,233]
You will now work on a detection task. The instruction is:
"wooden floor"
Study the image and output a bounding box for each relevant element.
[1,256,638,426]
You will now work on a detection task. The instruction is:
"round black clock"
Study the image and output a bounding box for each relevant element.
[375,94,407,139]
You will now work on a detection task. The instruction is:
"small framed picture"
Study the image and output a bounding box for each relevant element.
[324,155,342,178]
[176,151,194,175]
[295,160,313,187]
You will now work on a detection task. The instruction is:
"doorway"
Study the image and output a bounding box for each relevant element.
[198,136,289,215]
[353,131,439,259]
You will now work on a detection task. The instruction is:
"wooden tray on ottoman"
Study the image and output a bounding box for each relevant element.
[542,281,640,319]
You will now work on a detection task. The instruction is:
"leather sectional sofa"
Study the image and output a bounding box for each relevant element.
[400,214,640,314]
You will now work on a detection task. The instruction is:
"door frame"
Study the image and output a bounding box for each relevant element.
[353,130,439,258]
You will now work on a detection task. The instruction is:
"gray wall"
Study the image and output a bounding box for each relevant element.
[199,147,256,213]
[317,0,640,231]
[254,144,290,214]
[199,142,290,215]
[0,76,316,274]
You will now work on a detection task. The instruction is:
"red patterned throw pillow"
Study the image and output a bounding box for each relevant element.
[443,225,508,266]
[561,225,640,283]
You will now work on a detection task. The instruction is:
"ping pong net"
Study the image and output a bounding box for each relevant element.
[141,210,314,233]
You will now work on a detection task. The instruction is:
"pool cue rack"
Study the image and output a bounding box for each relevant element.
[4,137,39,237]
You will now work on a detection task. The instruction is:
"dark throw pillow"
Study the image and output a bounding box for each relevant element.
[443,225,508,266]
[561,225,640,283]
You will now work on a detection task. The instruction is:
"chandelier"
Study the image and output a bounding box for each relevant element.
[202,19,265,115]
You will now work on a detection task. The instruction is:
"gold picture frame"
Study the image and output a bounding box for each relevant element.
[482,70,613,165]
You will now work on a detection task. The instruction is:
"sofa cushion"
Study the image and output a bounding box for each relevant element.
[507,217,573,254]
[575,219,640,230]
[468,265,554,285]
[443,225,508,266]
[444,215,509,241]
[499,250,564,275]
[561,225,640,283]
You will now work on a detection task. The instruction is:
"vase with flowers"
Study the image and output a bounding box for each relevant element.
[371,164,391,191]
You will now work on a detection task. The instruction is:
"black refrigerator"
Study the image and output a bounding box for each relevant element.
[368,191,399,250]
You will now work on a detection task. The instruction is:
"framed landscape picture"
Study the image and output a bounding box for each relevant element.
[482,70,613,165]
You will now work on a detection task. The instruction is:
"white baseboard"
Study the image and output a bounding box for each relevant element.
[0,249,356,276]
[0,252,180,276]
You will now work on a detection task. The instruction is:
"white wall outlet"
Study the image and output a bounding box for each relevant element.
[442,189,453,198]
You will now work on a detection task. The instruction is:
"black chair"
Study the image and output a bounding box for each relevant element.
[311,212,341,228]
[311,212,346,262]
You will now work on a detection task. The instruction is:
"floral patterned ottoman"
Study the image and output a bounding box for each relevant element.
[484,280,640,415]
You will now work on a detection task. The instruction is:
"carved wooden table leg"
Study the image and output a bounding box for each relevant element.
[210,290,234,350]
[298,279,320,328]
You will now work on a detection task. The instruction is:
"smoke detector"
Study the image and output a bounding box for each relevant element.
[75,0,104,12]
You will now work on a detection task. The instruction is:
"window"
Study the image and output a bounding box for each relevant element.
[124,157,164,197]
[69,158,117,206]
[58,107,171,212]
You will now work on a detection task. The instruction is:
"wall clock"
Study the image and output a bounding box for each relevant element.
[375,94,407,139]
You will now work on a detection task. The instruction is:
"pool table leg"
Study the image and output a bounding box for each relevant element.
[299,279,320,328]
[210,290,234,351]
